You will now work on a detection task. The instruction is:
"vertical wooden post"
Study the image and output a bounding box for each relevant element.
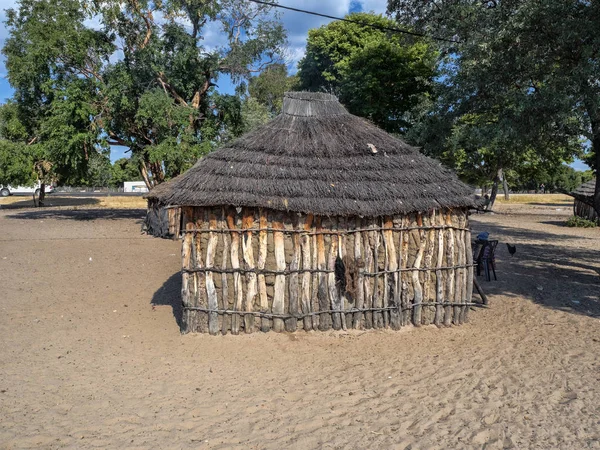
[316,217,330,331]
[301,214,314,331]
[362,221,373,329]
[205,211,219,335]
[400,216,410,326]
[219,208,231,334]
[371,222,382,328]
[434,211,445,327]
[453,213,463,325]
[257,209,270,332]
[411,213,427,327]
[272,217,286,332]
[227,210,243,335]
[311,216,322,331]
[464,212,474,323]
[383,217,400,330]
[353,217,364,329]
[337,217,348,331]
[286,216,301,332]
[242,210,257,333]
[181,208,193,333]
[423,212,436,325]
[193,208,207,333]
[327,218,342,330]
[444,211,455,327]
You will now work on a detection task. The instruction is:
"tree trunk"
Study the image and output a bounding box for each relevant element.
[502,174,510,200]
[487,167,502,210]
[38,182,46,207]
[139,162,153,190]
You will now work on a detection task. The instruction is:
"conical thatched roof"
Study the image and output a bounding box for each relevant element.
[144,174,184,203]
[165,92,478,216]
[570,178,596,206]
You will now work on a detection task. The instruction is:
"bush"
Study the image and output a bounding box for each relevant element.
[566,216,598,228]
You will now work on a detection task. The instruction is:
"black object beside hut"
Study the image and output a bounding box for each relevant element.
[570,179,598,222]
[165,92,480,334]
[144,177,182,240]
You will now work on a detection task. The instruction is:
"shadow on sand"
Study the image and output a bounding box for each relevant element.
[151,272,183,329]
[470,218,600,319]
[4,208,146,221]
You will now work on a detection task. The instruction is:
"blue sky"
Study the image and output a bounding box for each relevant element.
[0,0,591,171]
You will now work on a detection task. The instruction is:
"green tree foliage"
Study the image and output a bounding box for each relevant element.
[297,13,436,133]
[248,63,298,115]
[110,157,144,187]
[388,0,600,213]
[3,0,286,190]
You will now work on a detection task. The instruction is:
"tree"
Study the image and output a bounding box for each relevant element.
[248,63,298,115]
[3,0,287,191]
[111,157,143,188]
[297,12,436,133]
[388,0,600,214]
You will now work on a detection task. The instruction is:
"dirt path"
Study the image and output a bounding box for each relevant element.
[0,203,598,449]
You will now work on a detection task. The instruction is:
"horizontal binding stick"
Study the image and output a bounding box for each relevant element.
[183,302,485,319]
[180,225,472,235]
[181,264,475,276]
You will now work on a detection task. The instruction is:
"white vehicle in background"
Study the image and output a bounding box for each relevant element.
[0,182,54,197]
[123,181,148,193]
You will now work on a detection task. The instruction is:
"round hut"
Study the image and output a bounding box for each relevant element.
[165,92,480,335]
[143,176,183,239]
[570,179,598,222]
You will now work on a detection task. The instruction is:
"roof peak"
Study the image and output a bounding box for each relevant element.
[282,91,348,117]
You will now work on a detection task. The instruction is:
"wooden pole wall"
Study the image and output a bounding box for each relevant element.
[180,207,475,334]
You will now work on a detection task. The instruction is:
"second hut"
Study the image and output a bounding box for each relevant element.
[165,92,480,334]
[570,178,598,223]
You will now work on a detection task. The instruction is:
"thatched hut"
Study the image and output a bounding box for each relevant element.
[143,177,183,239]
[164,92,480,335]
[570,179,598,222]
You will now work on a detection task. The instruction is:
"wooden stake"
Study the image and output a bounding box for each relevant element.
[257,209,270,332]
[453,213,463,326]
[371,222,383,328]
[312,216,321,331]
[272,217,286,332]
[362,221,373,329]
[206,211,219,335]
[328,218,342,330]
[227,211,242,335]
[220,208,231,335]
[464,212,474,322]
[400,216,410,326]
[193,208,207,333]
[316,217,329,331]
[411,214,427,327]
[434,211,445,327]
[423,212,436,325]
[353,217,364,329]
[286,216,301,332]
[444,211,455,327]
[301,214,314,331]
[242,210,257,333]
[383,217,400,330]
[181,208,193,333]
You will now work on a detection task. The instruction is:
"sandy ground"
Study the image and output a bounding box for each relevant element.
[0,199,599,449]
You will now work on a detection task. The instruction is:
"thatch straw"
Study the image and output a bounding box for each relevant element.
[570,179,596,206]
[144,174,184,204]
[165,92,479,216]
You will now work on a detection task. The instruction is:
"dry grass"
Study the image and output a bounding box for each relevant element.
[96,196,146,208]
[0,195,146,210]
[496,193,572,205]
